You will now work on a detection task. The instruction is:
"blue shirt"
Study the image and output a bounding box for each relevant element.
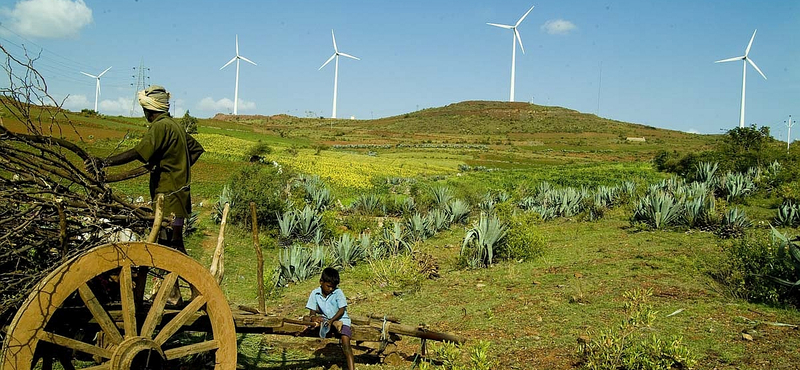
[306,287,351,326]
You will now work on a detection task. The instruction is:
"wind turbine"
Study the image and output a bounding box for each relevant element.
[80,66,112,113]
[319,29,360,119]
[220,35,257,115]
[715,29,767,128]
[487,5,534,102]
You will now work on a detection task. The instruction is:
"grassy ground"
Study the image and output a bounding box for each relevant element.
[186,204,800,370]
[5,101,795,369]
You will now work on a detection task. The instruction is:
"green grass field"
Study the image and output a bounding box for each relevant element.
[5,101,799,369]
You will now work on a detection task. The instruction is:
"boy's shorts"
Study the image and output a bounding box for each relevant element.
[339,324,352,338]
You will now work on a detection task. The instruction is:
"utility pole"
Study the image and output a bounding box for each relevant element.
[786,114,796,154]
[130,58,150,117]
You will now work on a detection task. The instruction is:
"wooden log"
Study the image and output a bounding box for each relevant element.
[209,202,230,284]
[250,202,265,313]
[146,194,165,243]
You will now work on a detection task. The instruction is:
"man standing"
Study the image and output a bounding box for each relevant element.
[88,85,204,252]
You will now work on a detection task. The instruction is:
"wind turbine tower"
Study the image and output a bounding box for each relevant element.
[220,35,257,115]
[80,66,112,113]
[319,29,360,119]
[715,29,767,128]
[786,114,796,154]
[487,5,534,102]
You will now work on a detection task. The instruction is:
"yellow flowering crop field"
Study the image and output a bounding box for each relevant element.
[194,133,459,189]
[264,149,458,189]
[194,133,253,160]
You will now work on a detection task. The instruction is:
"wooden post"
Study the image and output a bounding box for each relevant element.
[146,194,165,243]
[250,202,265,313]
[210,203,230,285]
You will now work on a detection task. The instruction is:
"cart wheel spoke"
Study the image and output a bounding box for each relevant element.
[78,283,123,346]
[154,295,206,346]
[141,272,179,338]
[37,331,112,359]
[119,264,137,338]
[164,340,219,360]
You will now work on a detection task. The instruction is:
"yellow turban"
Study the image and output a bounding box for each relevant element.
[138,85,170,112]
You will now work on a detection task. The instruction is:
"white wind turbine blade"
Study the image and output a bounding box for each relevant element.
[745,29,757,56]
[331,30,338,53]
[97,66,112,78]
[747,58,767,80]
[319,54,336,70]
[220,56,237,70]
[240,55,257,66]
[339,52,360,61]
[714,56,744,63]
[515,28,525,54]
[516,5,535,27]
[487,22,513,29]
[80,71,97,78]
[235,34,240,56]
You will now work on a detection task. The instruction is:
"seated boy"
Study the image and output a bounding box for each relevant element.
[306,267,355,370]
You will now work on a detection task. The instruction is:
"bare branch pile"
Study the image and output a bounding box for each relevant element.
[0,45,152,328]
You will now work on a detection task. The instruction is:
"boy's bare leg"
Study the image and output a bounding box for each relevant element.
[341,335,355,370]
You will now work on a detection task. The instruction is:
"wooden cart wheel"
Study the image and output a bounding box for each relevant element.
[1,242,236,370]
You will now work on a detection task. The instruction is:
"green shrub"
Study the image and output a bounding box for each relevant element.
[225,164,293,228]
[577,289,697,370]
[714,230,799,305]
[341,214,378,234]
[365,253,424,293]
[499,212,545,262]
[179,110,198,134]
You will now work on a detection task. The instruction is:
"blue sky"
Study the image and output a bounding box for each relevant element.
[1,0,798,138]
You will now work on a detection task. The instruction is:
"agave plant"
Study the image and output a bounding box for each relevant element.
[460,213,507,268]
[385,222,412,254]
[183,211,200,237]
[774,202,800,227]
[447,199,471,224]
[294,205,322,241]
[683,191,716,229]
[352,193,382,215]
[332,233,365,268]
[716,207,752,239]
[479,192,497,213]
[718,172,755,202]
[276,209,298,242]
[395,196,416,216]
[430,185,454,209]
[632,191,684,229]
[694,162,719,185]
[212,185,234,224]
[496,191,511,203]
[556,187,585,217]
[428,208,450,234]
[406,212,430,241]
[764,228,800,290]
[620,181,637,202]
[277,244,325,286]
[306,185,332,212]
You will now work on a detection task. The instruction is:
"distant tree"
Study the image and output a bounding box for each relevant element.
[721,125,779,172]
[179,110,198,134]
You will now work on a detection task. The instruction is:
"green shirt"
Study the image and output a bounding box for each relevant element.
[134,113,204,218]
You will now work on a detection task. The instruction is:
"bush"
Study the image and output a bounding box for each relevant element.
[247,140,273,158]
[499,212,545,262]
[225,164,293,228]
[577,289,697,370]
[714,230,799,305]
[364,253,425,293]
[179,110,198,134]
